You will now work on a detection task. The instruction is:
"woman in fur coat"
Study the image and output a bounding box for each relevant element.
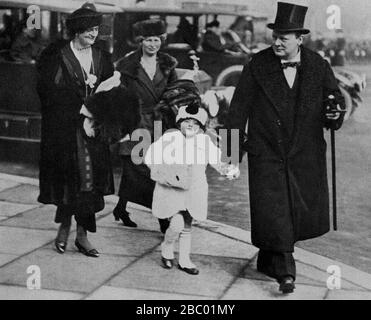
[113,19,178,230]
[37,4,114,257]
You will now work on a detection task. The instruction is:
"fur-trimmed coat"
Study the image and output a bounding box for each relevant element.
[113,49,178,207]
[115,49,178,156]
[37,40,114,208]
[228,46,345,252]
[145,130,225,221]
[83,83,141,143]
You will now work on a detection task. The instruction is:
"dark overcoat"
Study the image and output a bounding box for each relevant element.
[37,40,114,210]
[115,49,178,207]
[228,46,345,252]
[116,49,178,150]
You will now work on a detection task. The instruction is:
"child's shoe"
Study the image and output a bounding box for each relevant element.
[178,230,199,275]
[161,256,174,269]
[161,241,175,269]
[178,263,199,275]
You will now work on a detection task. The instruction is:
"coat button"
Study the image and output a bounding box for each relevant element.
[276,120,282,126]
[278,139,283,144]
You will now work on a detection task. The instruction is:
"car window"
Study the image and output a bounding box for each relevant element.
[166,15,199,50]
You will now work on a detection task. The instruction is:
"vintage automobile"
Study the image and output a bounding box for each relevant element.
[332,66,366,120]
[1,0,263,162]
[0,0,121,162]
[0,0,366,163]
[110,0,367,124]
[111,0,269,86]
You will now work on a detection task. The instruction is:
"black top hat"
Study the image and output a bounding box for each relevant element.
[133,19,167,38]
[267,2,310,34]
[66,3,102,35]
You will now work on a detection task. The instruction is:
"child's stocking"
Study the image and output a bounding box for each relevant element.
[161,213,184,260]
[178,228,196,268]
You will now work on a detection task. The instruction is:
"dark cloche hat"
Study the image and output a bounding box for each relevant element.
[133,19,167,38]
[205,20,220,29]
[267,2,310,34]
[66,2,102,34]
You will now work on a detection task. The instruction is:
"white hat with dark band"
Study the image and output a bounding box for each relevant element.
[176,103,208,126]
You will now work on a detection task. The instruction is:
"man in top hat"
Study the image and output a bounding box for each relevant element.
[227,2,345,294]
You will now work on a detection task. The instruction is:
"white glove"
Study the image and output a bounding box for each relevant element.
[83,118,95,138]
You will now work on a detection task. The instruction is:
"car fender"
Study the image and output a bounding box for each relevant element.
[215,65,244,87]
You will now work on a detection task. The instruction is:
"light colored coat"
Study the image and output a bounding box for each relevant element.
[145,130,225,221]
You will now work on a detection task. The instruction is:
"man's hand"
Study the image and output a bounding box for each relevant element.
[325,95,346,121]
[326,110,341,120]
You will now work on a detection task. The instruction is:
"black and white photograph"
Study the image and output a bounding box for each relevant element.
[0,0,370,303]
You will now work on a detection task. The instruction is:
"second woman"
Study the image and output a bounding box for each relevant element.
[114,19,178,230]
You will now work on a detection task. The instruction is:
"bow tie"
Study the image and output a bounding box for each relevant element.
[281,62,301,69]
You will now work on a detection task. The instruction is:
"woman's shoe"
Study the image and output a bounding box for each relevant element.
[54,223,71,254]
[113,208,137,228]
[178,264,199,275]
[54,240,67,254]
[279,276,295,294]
[75,240,100,258]
[161,256,174,269]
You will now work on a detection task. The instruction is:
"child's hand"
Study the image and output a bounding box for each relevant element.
[225,164,240,180]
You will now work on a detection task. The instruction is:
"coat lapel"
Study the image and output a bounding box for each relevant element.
[91,47,102,80]
[288,47,318,155]
[119,49,176,102]
[253,47,291,118]
[61,44,103,98]
[61,44,86,88]
[253,47,320,154]
[137,65,159,101]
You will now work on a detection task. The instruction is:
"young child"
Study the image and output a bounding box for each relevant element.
[144,101,239,275]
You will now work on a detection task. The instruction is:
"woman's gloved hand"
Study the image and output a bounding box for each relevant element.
[83,118,95,138]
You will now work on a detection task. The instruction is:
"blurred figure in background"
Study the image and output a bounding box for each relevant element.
[0,13,15,50]
[170,17,199,49]
[10,20,44,62]
[202,20,238,55]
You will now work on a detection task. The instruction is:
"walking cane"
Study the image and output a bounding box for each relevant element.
[327,94,345,231]
[330,128,337,231]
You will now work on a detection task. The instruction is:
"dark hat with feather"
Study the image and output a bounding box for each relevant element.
[66,2,102,35]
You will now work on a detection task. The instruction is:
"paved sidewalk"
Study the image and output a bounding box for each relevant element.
[0,173,370,300]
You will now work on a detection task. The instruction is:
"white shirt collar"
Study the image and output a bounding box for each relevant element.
[281,49,301,63]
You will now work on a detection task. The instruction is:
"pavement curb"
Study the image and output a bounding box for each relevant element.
[1,172,371,291]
